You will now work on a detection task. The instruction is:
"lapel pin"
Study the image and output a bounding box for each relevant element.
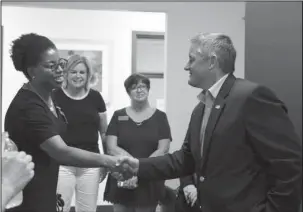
[215,105,221,109]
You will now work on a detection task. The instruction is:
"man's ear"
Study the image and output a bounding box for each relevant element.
[208,53,217,71]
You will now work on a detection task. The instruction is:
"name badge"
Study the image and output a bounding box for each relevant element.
[118,116,129,121]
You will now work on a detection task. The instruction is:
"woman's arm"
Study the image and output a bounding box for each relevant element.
[105,110,133,158]
[149,139,170,157]
[40,135,118,169]
[149,111,172,157]
[105,135,133,157]
[98,112,108,153]
[21,99,121,170]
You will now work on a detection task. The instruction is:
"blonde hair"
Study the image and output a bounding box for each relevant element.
[63,54,99,90]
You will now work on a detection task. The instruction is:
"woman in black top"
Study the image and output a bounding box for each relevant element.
[104,73,172,212]
[4,33,123,212]
[54,54,108,212]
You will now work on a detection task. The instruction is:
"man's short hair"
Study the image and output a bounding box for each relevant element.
[191,33,237,74]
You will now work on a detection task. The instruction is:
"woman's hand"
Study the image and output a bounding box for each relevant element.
[118,176,138,189]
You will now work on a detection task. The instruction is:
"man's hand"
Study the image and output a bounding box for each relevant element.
[107,156,139,181]
[2,151,35,202]
[183,184,197,207]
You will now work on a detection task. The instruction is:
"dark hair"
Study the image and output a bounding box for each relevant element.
[124,73,150,94]
[9,33,57,79]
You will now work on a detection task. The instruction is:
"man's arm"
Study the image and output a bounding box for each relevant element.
[245,86,302,212]
[138,115,195,181]
[118,139,170,189]
[180,175,195,188]
[137,112,196,180]
[118,111,196,181]
[138,139,195,180]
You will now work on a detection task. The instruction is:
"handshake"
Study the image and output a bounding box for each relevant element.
[106,156,140,189]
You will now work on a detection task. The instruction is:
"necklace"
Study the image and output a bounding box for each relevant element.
[127,106,155,126]
[135,121,143,126]
[25,83,55,112]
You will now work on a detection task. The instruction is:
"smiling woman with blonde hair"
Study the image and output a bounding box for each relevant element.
[53,54,108,212]
[62,54,99,90]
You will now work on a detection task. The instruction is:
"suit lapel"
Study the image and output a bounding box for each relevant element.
[200,74,237,171]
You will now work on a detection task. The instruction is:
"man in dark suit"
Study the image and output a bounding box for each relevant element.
[118,33,302,212]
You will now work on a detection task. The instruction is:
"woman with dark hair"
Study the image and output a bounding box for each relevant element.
[54,54,108,212]
[4,33,122,212]
[104,73,172,212]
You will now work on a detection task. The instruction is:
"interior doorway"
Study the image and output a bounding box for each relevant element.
[131,31,166,111]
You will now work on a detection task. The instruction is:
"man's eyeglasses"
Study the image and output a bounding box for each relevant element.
[41,58,68,72]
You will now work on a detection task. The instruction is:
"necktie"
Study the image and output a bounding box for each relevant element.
[200,90,214,156]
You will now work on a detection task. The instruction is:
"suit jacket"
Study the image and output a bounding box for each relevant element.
[138,74,302,212]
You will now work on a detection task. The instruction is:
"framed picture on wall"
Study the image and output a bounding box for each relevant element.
[51,38,111,105]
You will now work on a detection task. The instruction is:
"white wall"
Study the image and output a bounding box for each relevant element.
[2,1,245,191]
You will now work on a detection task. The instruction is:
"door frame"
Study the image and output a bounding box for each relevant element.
[131,30,165,78]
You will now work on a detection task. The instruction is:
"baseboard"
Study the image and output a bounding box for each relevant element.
[70,205,113,212]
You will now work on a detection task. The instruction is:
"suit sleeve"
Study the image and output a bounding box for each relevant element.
[179,128,196,189]
[138,113,195,181]
[244,86,302,212]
